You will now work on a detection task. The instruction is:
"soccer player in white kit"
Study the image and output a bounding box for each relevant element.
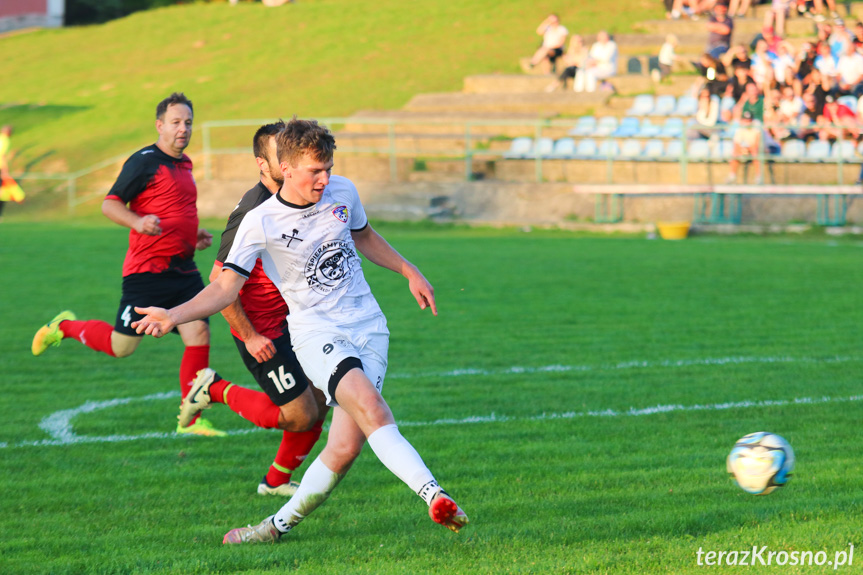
[133,118,468,542]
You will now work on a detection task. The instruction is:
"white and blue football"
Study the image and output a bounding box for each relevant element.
[727,432,795,495]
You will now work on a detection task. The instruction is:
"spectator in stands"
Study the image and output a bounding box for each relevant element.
[829,20,851,60]
[726,62,755,103]
[776,84,804,136]
[723,43,752,70]
[818,94,860,141]
[814,41,839,92]
[726,111,764,184]
[693,53,728,97]
[728,0,752,17]
[812,0,841,22]
[836,40,863,96]
[797,92,823,141]
[530,14,569,74]
[814,22,833,53]
[670,0,704,19]
[546,34,587,92]
[793,42,818,94]
[852,21,863,49]
[689,88,722,139]
[764,0,792,38]
[772,41,797,88]
[734,81,765,121]
[802,67,830,111]
[706,2,734,59]
[575,31,618,93]
[751,38,777,87]
[658,34,681,80]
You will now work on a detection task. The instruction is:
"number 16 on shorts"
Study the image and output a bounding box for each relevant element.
[267,365,296,394]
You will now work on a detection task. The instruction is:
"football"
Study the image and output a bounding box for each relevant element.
[726,432,795,495]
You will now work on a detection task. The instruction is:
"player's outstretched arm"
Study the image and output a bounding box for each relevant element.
[352,225,437,315]
[132,269,248,337]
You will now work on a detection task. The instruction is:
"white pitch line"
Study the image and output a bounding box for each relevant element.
[4,354,862,450]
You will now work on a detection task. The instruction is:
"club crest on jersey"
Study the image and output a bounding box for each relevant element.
[305,240,355,295]
[332,205,349,223]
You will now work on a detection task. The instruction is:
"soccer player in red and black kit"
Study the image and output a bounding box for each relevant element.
[176,121,329,495]
[31,92,224,437]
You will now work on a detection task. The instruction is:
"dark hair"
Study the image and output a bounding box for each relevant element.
[156,92,193,120]
[253,120,287,159]
[276,116,336,167]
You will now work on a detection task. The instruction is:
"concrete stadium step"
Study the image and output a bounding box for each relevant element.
[403,92,610,115]
[462,73,696,96]
[636,15,820,38]
[341,110,557,137]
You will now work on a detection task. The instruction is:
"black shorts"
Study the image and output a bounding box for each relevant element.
[233,327,309,406]
[115,268,207,336]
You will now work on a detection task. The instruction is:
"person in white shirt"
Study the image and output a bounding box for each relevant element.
[133,118,469,544]
[529,13,569,73]
[837,41,863,97]
[575,30,619,92]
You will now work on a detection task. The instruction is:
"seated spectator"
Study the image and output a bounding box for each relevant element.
[725,62,755,103]
[802,67,830,111]
[575,30,618,92]
[530,14,569,73]
[658,34,681,80]
[829,20,851,61]
[818,94,860,141]
[706,2,734,59]
[545,35,587,91]
[693,52,728,97]
[852,21,863,49]
[793,42,817,93]
[751,38,777,87]
[772,42,797,88]
[689,88,722,139]
[749,25,782,55]
[733,81,765,122]
[726,111,764,184]
[814,41,839,91]
[722,43,752,70]
[836,41,863,97]
[775,84,804,139]
[728,0,751,17]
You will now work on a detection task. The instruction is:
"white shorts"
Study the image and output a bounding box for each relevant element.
[291,314,389,407]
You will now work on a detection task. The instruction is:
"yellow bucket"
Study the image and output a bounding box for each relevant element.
[656,221,690,240]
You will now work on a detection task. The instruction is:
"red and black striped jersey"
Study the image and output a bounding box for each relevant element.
[106,144,199,277]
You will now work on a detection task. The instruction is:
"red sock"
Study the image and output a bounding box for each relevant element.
[265,419,324,487]
[60,320,116,357]
[180,345,209,424]
[213,380,281,429]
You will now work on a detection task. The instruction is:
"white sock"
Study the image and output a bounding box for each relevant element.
[367,424,438,504]
[272,456,344,533]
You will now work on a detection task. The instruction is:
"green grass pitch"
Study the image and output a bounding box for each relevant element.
[1,221,862,574]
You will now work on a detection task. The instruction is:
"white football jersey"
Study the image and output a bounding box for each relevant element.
[224,175,382,333]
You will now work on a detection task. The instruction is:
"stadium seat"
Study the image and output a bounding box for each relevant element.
[720,122,739,140]
[613,116,641,138]
[574,138,598,158]
[780,139,806,160]
[674,95,698,117]
[718,139,734,159]
[687,139,712,160]
[650,95,676,116]
[832,139,857,160]
[626,94,655,116]
[503,137,533,159]
[665,139,684,158]
[598,139,620,158]
[620,139,643,158]
[636,118,662,138]
[627,56,643,75]
[807,140,832,160]
[642,139,665,158]
[595,116,619,137]
[569,116,597,137]
[552,137,576,158]
[526,137,554,158]
[659,117,685,139]
[837,95,857,114]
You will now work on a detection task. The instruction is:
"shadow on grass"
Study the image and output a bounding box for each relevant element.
[0,103,90,135]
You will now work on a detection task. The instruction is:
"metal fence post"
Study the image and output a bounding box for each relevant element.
[465,122,473,181]
[388,120,397,183]
[203,123,212,181]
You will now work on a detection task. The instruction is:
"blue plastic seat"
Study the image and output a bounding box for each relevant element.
[594,116,619,137]
[665,139,684,158]
[569,116,597,137]
[832,139,857,160]
[503,137,533,159]
[574,139,598,158]
[552,137,576,158]
[613,116,641,138]
[598,139,621,158]
[526,137,554,158]
[807,140,832,160]
[718,139,734,159]
[659,117,685,139]
[674,95,698,116]
[620,140,643,158]
[637,118,662,138]
[642,139,665,158]
[650,95,677,116]
[780,139,806,160]
[687,139,712,160]
[626,94,655,116]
